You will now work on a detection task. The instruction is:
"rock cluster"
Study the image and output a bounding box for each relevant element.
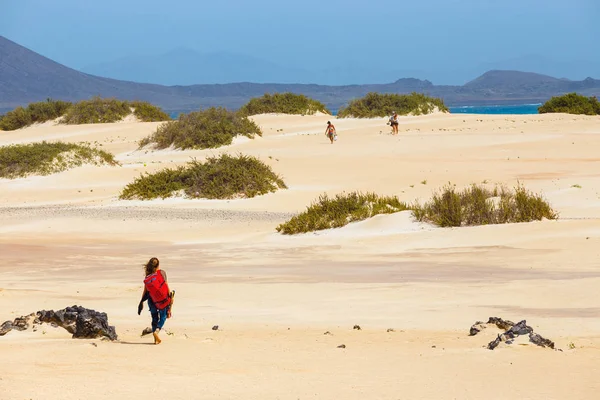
[470,317,556,350]
[0,305,118,341]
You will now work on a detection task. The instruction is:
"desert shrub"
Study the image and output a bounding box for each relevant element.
[412,184,557,227]
[139,107,261,150]
[0,99,72,131]
[0,107,32,131]
[130,101,171,122]
[337,92,449,118]
[0,98,170,130]
[538,93,600,115]
[62,97,132,124]
[0,141,118,179]
[120,153,286,200]
[239,93,330,116]
[119,167,188,200]
[276,192,410,235]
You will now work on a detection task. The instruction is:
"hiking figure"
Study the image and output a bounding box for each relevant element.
[138,257,173,345]
[325,121,337,144]
[389,111,399,135]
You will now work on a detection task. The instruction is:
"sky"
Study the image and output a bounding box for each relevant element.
[1,0,598,85]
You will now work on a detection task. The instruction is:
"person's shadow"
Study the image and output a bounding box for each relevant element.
[117,341,155,345]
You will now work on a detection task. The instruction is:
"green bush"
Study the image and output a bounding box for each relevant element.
[0,99,72,131]
[239,93,330,116]
[130,101,171,122]
[0,141,118,179]
[62,97,132,124]
[0,98,169,130]
[139,107,261,150]
[538,93,600,115]
[337,92,449,118]
[276,192,410,234]
[412,184,557,227]
[120,153,286,200]
[277,184,557,234]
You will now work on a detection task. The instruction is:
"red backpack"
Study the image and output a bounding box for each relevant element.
[143,270,170,310]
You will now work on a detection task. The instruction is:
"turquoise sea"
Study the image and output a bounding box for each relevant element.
[170,103,541,118]
[448,104,541,114]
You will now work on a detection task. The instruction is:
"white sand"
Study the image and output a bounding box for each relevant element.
[1,113,600,399]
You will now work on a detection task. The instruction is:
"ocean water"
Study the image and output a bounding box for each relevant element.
[170,104,540,118]
[448,104,541,115]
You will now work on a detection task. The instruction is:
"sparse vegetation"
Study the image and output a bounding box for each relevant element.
[120,154,286,200]
[239,93,330,116]
[0,141,118,179]
[129,101,171,122]
[337,92,449,118]
[0,98,169,131]
[139,107,261,150]
[538,93,600,115]
[571,184,582,189]
[62,97,132,124]
[0,99,72,131]
[277,184,557,234]
[412,184,557,227]
[276,192,410,235]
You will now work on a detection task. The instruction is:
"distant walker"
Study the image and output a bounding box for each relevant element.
[325,121,337,144]
[389,111,399,135]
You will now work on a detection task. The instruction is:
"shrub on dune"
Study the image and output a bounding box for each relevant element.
[138,107,261,150]
[337,92,449,118]
[0,98,169,130]
[119,153,286,200]
[0,141,118,179]
[62,97,132,124]
[129,101,171,122]
[277,184,557,235]
[276,192,410,235]
[0,99,72,131]
[411,183,558,227]
[239,93,331,116]
[538,93,600,115]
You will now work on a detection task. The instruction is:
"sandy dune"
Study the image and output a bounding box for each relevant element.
[1,113,600,399]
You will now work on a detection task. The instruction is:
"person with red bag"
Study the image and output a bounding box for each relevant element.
[138,257,172,344]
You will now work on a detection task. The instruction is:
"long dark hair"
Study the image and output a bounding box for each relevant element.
[144,257,160,277]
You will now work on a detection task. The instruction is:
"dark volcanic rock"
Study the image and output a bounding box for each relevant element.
[469,321,486,336]
[141,327,153,336]
[487,317,515,331]
[509,320,533,336]
[470,317,556,351]
[1,306,117,340]
[0,321,13,336]
[37,306,118,340]
[529,333,555,349]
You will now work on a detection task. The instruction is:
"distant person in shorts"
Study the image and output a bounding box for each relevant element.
[389,111,399,135]
[325,121,337,144]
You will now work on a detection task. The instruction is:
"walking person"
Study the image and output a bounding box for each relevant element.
[325,121,337,144]
[389,111,399,135]
[138,257,171,345]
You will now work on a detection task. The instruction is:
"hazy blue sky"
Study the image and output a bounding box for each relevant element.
[1,0,598,84]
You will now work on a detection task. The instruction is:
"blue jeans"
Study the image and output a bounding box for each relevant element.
[148,299,168,331]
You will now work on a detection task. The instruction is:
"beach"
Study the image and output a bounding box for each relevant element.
[1,112,600,399]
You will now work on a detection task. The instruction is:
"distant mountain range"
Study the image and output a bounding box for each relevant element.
[1,35,600,115]
[81,50,600,88]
